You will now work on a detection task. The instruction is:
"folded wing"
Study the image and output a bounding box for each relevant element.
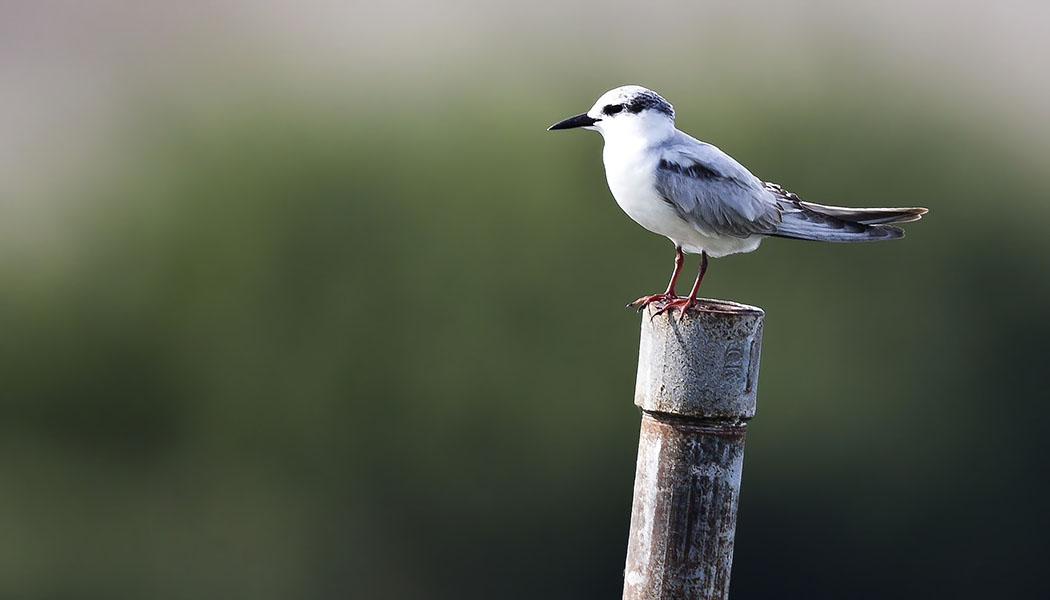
[654,135,928,243]
[766,182,928,242]
[654,139,781,239]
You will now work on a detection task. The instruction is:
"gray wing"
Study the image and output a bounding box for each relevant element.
[765,182,923,241]
[653,136,782,238]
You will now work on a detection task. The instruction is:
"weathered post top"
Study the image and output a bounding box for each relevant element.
[624,299,765,600]
[635,299,764,420]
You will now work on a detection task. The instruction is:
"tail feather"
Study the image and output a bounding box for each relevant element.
[764,182,927,243]
[773,210,906,242]
[798,201,928,225]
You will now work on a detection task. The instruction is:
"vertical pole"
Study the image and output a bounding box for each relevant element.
[623,299,764,600]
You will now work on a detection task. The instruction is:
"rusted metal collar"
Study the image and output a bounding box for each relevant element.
[635,299,764,421]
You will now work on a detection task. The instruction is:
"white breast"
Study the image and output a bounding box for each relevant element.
[602,142,694,240]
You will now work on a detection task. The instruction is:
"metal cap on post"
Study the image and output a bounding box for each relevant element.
[624,299,764,600]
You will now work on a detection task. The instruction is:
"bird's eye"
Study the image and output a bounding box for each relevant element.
[603,104,625,116]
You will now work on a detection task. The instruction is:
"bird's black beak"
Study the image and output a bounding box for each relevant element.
[548,113,599,131]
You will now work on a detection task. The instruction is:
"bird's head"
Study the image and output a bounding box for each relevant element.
[548,85,676,141]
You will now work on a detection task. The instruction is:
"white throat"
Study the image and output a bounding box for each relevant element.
[596,113,676,149]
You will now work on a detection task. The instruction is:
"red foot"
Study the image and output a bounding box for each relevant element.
[652,296,698,319]
[628,293,677,312]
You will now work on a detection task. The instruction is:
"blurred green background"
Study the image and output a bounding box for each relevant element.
[2,1,1048,598]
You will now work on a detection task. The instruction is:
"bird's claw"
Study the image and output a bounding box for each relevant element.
[650,296,697,320]
[628,293,677,313]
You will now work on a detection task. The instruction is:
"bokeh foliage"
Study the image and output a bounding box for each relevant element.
[1,73,1048,599]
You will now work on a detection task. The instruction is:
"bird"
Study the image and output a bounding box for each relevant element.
[548,85,927,317]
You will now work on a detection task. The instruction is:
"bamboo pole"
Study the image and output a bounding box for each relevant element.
[623,299,764,600]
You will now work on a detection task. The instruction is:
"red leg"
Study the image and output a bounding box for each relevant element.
[653,251,708,318]
[629,246,684,310]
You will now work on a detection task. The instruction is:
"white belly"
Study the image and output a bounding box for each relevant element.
[602,146,762,258]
